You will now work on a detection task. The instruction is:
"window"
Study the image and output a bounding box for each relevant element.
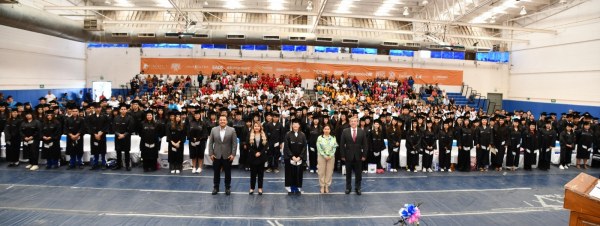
[315,46,340,53]
[87,43,128,48]
[389,50,415,57]
[282,45,307,52]
[476,52,510,63]
[201,44,227,49]
[430,51,465,60]
[241,45,268,50]
[351,48,377,55]
[141,43,193,48]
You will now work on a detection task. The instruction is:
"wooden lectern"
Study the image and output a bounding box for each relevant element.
[564,173,600,226]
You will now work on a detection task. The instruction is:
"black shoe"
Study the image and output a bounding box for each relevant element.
[249,190,254,195]
[101,165,107,170]
[288,192,294,195]
[295,191,302,196]
[225,188,231,196]
[46,165,52,169]
[345,189,351,194]
[112,166,122,170]
[78,165,84,169]
[67,166,75,170]
[126,166,131,171]
[212,188,219,195]
[89,166,98,171]
[258,191,263,195]
[355,189,362,195]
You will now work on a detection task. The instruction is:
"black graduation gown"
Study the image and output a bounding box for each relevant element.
[457,127,474,172]
[283,131,307,187]
[405,129,421,171]
[386,126,402,169]
[113,115,134,152]
[521,130,540,170]
[264,122,285,162]
[492,125,509,168]
[64,116,85,156]
[368,130,386,169]
[140,120,161,170]
[438,128,453,170]
[41,120,62,160]
[4,118,22,162]
[188,120,208,159]
[576,129,594,159]
[307,125,322,169]
[559,131,575,165]
[474,126,493,168]
[166,123,186,167]
[20,119,42,161]
[87,113,110,155]
[506,128,522,167]
[538,128,556,170]
[421,129,437,169]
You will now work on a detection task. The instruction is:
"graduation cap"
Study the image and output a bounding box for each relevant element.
[118,103,129,109]
[373,119,382,124]
[15,102,23,107]
[45,110,55,115]
[471,118,480,123]
[582,121,591,126]
[169,110,181,116]
[38,97,46,101]
[351,109,359,114]
[528,121,537,126]
[582,112,593,119]
[24,102,31,106]
[291,118,302,124]
[144,109,154,115]
[219,107,229,113]
[480,116,489,121]
[443,118,453,124]
[549,113,557,116]
[545,118,553,124]
[23,110,34,115]
[392,116,400,121]
[540,112,547,116]
[272,112,281,117]
[112,107,119,112]
[425,119,433,124]
[341,110,349,115]
[565,122,574,127]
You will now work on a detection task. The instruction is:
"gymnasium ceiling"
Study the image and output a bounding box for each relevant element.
[7,0,584,47]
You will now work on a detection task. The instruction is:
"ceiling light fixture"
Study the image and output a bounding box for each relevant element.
[490,15,496,23]
[403,6,409,16]
[374,0,401,16]
[422,0,428,5]
[334,0,357,14]
[204,1,208,5]
[306,0,313,11]
[559,0,567,4]
[520,6,526,15]
[223,0,243,9]
[268,0,286,11]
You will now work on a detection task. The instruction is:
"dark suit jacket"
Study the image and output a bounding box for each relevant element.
[339,127,369,162]
[247,136,268,165]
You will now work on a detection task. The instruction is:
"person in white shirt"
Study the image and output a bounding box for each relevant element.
[45,91,56,102]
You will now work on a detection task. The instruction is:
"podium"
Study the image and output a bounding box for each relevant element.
[564,173,600,226]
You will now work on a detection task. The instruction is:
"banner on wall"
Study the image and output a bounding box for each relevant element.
[140,58,463,85]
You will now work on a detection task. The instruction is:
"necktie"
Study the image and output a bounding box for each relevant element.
[352,129,356,142]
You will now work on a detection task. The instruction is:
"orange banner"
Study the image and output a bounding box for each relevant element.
[141,58,463,85]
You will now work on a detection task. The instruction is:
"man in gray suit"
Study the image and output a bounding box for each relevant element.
[209,115,238,195]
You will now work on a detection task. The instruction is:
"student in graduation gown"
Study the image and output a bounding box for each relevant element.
[421,119,437,172]
[538,119,557,171]
[88,103,110,170]
[438,119,454,172]
[21,110,42,171]
[41,110,62,169]
[65,107,85,170]
[4,109,22,167]
[506,119,522,171]
[558,123,575,169]
[248,122,268,195]
[491,117,509,171]
[188,109,209,174]
[457,118,474,172]
[283,119,307,195]
[264,112,285,173]
[167,111,186,174]
[307,116,322,173]
[521,122,539,171]
[113,104,134,171]
[405,120,421,172]
[368,119,386,171]
[575,121,594,169]
[140,110,162,172]
[386,117,403,172]
[474,117,493,171]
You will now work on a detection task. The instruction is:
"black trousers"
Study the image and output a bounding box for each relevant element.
[213,158,232,189]
[506,147,520,167]
[438,147,451,170]
[422,149,434,169]
[267,143,281,169]
[560,147,572,165]
[345,159,362,190]
[24,141,40,165]
[115,138,131,167]
[250,163,264,190]
[492,146,506,168]
[476,147,490,169]
[6,139,20,162]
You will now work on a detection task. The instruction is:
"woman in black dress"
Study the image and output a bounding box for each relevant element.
[368,119,386,171]
[576,121,594,169]
[558,123,575,169]
[405,120,421,172]
[421,119,437,172]
[438,119,454,172]
[166,111,186,174]
[457,118,474,172]
[248,122,268,195]
[188,109,208,174]
[307,116,322,173]
[20,110,42,171]
[386,117,402,172]
[506,119,522,171]
[140,110,162,172]
[521,122,539,171]
[41,110,62,169]
[4,109,22,167]
[283,119,307,195]
[538,119,556,171]
[492,117,509,171]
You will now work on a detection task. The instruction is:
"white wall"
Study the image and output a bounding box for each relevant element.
[509,0,600,106]
[0,25,86,90]
[88,46,508,95]
[86,48,141,88]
